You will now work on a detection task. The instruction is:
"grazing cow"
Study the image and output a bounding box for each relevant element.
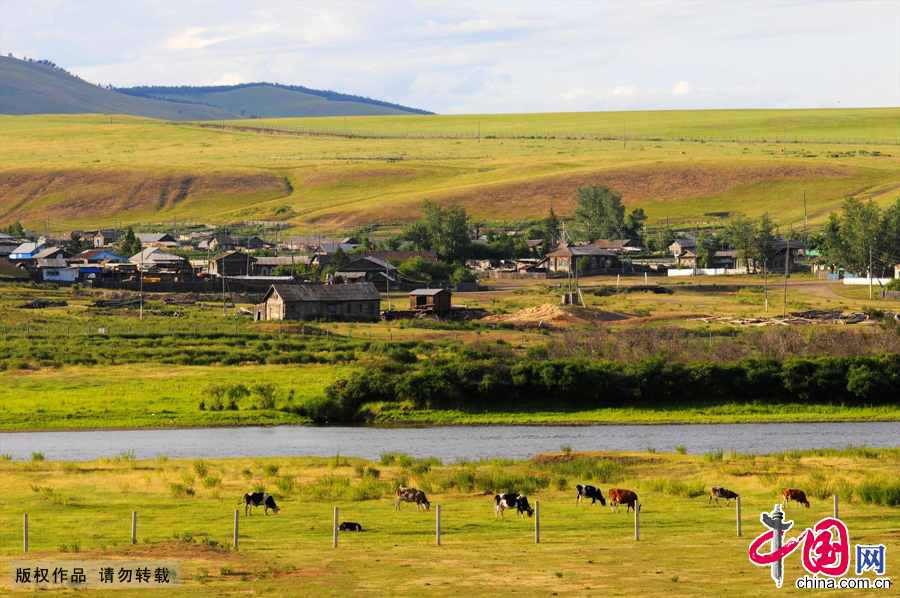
[575,485,607,506]
[709,486,739,507]
[338,522,362,532]
[494,493,535,519]
[608,488,638,514]
[240,492,280,516]
[782,488,810,509]
[395,487,430,511]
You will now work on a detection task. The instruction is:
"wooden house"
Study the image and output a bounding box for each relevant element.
[409,288,451,317]
[254,283,381,321]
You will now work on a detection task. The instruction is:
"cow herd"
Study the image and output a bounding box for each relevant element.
[239,485,815,529]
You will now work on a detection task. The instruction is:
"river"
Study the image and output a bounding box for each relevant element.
[1,422,897,461]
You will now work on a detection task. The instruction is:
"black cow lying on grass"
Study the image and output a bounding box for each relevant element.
[575,484,607,506]
[338,522,363,531]
[240,492,280,516]
[494,493,534,519]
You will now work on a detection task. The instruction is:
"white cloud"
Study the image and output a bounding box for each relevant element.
[0,0,897,113]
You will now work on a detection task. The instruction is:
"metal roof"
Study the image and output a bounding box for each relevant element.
[409,288,448,296]
[268,283,381,302]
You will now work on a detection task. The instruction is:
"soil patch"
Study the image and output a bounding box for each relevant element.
[481,303,629,328]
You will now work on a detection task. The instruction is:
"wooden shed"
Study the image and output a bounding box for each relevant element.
[409,288,451,318]
[255,283,381,321]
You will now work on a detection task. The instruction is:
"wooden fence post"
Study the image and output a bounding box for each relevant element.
[24,514,28,552]
[333,507,339,548]
[534,501,540,543]
[132,511,137,544]
[436,505,441,546]
[634,500,640,541]
[736,497,742,537]
[834,495,838,519]
[233,509,239,549]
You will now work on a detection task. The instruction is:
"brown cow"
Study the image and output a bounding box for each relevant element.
[709,486,739,507]
[782,487,810,509]
[609,488,638,513]
[395,486,430,511]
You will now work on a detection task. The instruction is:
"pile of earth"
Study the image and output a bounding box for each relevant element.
[481,303,629,328]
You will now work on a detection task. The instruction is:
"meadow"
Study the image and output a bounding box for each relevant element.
[0,449,897,596]
[1,108,898,231]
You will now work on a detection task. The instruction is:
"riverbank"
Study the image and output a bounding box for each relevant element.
[1,449,897,596]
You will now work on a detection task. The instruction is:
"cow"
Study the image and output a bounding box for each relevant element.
[609,488,638,514]
[494,493,534,519]
[782,488,810,509]
[395,487,430,511]
[575,484,607,506]
[709,486,739,507]
[338,522,363,532]
[240,492,280,516]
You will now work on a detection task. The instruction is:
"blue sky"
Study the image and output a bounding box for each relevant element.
[2,0,898,114]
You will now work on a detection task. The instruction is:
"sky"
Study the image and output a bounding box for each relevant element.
[1,0,898,114]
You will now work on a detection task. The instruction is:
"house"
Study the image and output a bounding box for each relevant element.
[0,257,30,280]
[254,283,381,321]
[546,246,618,273]
[668,235,697,258]
[337,257,398,290]
[129,247,186,268]
[311,243,360,266]
[675,249,697,267]
[711,250,740,269]
[282,236,357,251]
[770,241,805,272]
[198,235,236,252]
[72,249,127,263]
[245,235,274,250]
[895,264,900,279]
[252,256,310,276]
[32,247,72,261]
[210,251,257,277]
[85,229,119,247]
[0,240,21,257]
[9,242,44,260]
[409,288,452,317]
[40,262,79,282]
[136,233,177,248]
[592,239,643,253]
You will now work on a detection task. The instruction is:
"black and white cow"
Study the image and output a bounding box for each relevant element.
[338,522,363,531]
[240,492,280,516]
[575,484,607,506]
[494,493,534,519]
[395,487,430,511]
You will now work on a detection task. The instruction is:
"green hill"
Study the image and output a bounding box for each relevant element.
[121,83,432,118]
[0,56,240,120]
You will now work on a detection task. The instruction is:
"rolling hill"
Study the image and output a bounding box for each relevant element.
[0,56,431,119]
[0,56,240,120]
[1,110,897,232]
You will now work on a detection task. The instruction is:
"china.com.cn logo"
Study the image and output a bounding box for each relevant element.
[748,505,888,589]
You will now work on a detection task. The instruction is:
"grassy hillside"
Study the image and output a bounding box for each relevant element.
[0,57,239,120]
[0,109,897,231]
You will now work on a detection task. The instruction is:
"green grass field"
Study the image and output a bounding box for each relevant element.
[1,108,898,231]
[1,450,897,596]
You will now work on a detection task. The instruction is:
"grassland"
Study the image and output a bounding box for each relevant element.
[1,108,897,230]
[0,450,897,596]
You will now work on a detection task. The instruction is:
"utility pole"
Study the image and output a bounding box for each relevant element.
[764,260,769,312]
[623,123,626,149]
[783,124,787,154]
[477,120,481,144]
[782,238,789,317]
[386,262,392,311]
[139,249,144,319]
[803,190,808,230]
[869,245,873,299]
[222,256,227,316]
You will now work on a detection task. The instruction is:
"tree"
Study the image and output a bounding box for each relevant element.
[545,208,561,246]
[2,221,25,237]
[625,208,647,238]
[120,227,141,257]
[398,256,433,282]
[649,228,676,253]
[751,213,776,274]
[726,214,756,272]
[405,200,471,262]
[572,185,625,242]
[66,232,87,254]
[577,256,593,274]
[331,246,350,269]
[695,234,716,268]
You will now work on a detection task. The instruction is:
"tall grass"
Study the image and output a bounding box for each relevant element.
[532,456,626,483]
[643,477,706,498]
[855,477,900,507]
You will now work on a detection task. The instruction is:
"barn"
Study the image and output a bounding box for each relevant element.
[409,288,452,318]
[255,283,381,321]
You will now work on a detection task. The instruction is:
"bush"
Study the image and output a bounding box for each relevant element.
[855,477,900,507]
[241,468,253,480]
[252,382,280,409]
[275,475,296,496]
[555,476,569,491]
[201,475,221,489]
[193,459,209,478]
[169,483,195,498]
[704,448,724,462]
[675,445,687,455]
[262,464,280,477]
[560,445,573,455]
[31,452,45,462]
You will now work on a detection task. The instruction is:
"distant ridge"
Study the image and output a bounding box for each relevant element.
[118,82,433,117]
[0,55,432,120]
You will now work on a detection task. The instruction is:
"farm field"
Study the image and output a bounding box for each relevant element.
[1,108,898,230]
[0,450,897,596]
